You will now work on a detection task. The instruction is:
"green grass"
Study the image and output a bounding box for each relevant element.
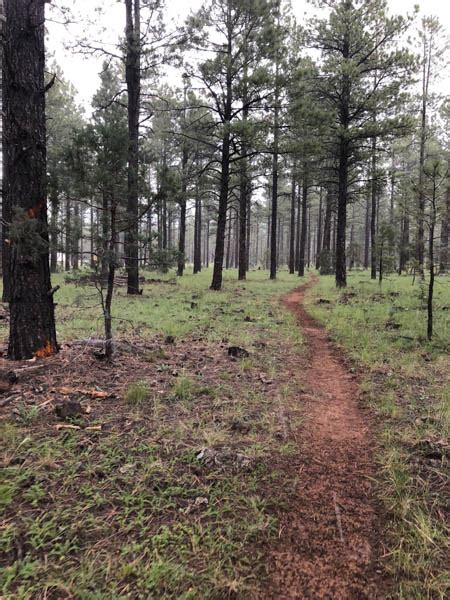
[1,267,302,348]
[0,266,305,599]
[306,270,450,599]
[125,380,150,406]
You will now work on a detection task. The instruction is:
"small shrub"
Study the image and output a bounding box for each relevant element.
[16,403,40,425]
[172,377,194,401]
[145,348,167,363]
[125,380,149,406]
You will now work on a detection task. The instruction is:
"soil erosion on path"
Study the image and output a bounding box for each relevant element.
[263,279,388,599]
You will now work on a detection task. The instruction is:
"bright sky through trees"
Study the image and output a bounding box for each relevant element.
[48,0,449,111]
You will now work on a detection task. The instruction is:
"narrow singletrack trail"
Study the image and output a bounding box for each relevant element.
[262,279,388,599]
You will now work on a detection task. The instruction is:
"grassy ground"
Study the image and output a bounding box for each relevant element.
[37,268,302,345]
[305,271,449,600]
[1,268,306,599]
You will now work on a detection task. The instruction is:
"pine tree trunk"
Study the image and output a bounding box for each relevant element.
[65,199,71,271]
[270,101,279,280]
[49,185,59,274]
[335,31,350,288]
[320,189,332,275]
[246,191,251,270]
[298,173,308,277]
[399,211,409,275]
[417,35,431,278]
[90,206,95,269]
[104,200,118,359]
[72,201,80,270]
[177,146,187,276]
[295,188,301,271]
[307,206,311,268]
[210,4,232,291]
[5,0,57,360]
[315,188,323,270]
[439,163,449,273]
[177,81,188,276]
[125,0,141,294]
[101,190,109,280]
[2,0,10,301]
[238,63,249,280]
[370,137,377,280]
[225,213,232,270]
[238,154,249,279]
[289,175,296,274]
[206,215,210,269]
[427,177,437,340]
[336,136,349,288]
[364,192,370,269]
[193,188,202,274]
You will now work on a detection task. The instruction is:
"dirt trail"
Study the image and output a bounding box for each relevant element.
[263,279,387,599]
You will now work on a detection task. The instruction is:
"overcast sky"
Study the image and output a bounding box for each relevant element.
[47,0,450,112]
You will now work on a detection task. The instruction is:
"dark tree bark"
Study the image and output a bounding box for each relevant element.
[439,162,449,273]
[90,206,96,269]
[315,188,323,270]
[4,0,57,360]
[246,191,251,270]
[319,187,333,275]
[398,211,409,275]
[1,0,10,301]
[162,197,168,249]
[104,201,118,359]
[289,175,296,274]
[177,81,188,277]
[234,213,239,268]
[125,0,141,294]
[225,212,232,270]
[307,205,311,268]
[370,137,378,280]
[427,169,438,340]
[72,201,80,270]
[238,155,249,280]
[336,136,349,287]
[193,186,202,274]
[64,199,71,271]
[100,190,110,280]
[295,187,301,271]
[238,61,249,281]
[416,35,431,278]
[49,180,59,274]
[205,213,210,269]
[335,29,351,288]
[270,91,279,280]
[298,173,308,277]
[210,5,232,291]
[177,148,187,276]
[364,192,370,269]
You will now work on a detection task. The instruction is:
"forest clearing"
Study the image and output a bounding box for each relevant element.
[1,0,449,598]
[1,269,448,598]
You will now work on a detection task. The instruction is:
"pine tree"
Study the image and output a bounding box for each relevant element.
[4,0,57,359]
[311,0,415,287]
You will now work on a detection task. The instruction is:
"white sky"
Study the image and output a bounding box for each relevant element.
[47,0,450,112]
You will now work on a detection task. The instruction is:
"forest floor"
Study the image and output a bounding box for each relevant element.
[306,273,449,599]
[0,269,448,599]
[262,278,387,599]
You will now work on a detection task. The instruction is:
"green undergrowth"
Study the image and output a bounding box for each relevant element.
[0,267,304,598]
[306,271,449,599]
[0,267,301,347]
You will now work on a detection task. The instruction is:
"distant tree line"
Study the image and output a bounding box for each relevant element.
[1,0,448,358]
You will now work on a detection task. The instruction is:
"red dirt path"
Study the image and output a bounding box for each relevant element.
[261,279,388,599]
